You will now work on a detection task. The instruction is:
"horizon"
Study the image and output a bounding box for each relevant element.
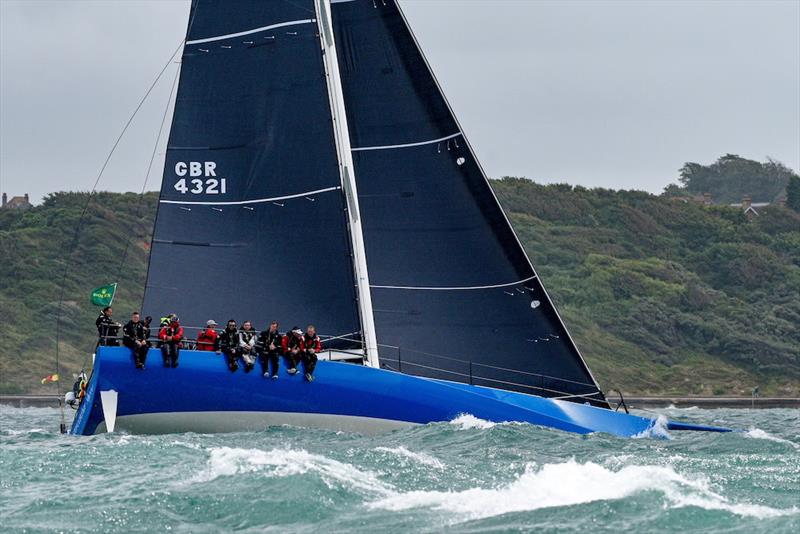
[1,0,798,204]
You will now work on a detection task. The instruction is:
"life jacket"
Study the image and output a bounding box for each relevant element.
[159,324,184,346]
[258,329,282,352]
[283,334,304,352]
[197,328,218,351]
[123,320,148,344]
[303,333,321,353]
[219,327,239,350]
[238,329,257,350]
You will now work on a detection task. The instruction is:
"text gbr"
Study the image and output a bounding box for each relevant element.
[173,161,226,195]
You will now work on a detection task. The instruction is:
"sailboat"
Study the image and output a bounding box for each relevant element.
[71,0,728,437]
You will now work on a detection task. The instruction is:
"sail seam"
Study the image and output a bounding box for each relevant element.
[351,132,461,152]
[159,186,341,206]
[370,275,537,291]
[186,19,316,45]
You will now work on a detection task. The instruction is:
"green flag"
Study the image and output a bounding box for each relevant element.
[90,283,117,307]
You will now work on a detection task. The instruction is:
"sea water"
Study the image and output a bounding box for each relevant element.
[1,406,797,533]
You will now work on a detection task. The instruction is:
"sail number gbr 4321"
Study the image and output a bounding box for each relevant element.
[173,161,226,195]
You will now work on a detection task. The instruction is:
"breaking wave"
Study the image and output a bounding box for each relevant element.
[632,415,672,440]
[197,447,392,495]
[368,460,796,521]
[745,428,800,449]
[448,414,499,430]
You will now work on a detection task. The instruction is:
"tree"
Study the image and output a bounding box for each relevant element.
[787,175,800,212]
[674,154,797,204]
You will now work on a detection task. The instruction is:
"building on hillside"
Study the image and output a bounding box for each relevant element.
[729,195,770,219]
[1,193,32,210]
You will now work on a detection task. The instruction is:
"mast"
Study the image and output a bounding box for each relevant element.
[315,0,381,368]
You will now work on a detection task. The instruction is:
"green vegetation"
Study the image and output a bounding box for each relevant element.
[493,178,799,396]
[0,192,156,394]
[788,175,800,212]
[1,186,798,396]
[663,154,797,204]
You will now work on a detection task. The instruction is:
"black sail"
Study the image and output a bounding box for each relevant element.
[331,0,607,405]
[143,0,362,349]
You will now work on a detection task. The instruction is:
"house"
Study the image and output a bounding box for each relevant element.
[729,195,770,219]
[1,193,32,210]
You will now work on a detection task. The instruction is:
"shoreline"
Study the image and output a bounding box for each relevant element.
[2,394,798,410]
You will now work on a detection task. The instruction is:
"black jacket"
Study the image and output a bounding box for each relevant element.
[218,327,239,351]
[123,320,148,346]
[257,329,283,353]
[96,313,120,344]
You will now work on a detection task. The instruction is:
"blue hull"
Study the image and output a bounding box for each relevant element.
[71,347,730,437]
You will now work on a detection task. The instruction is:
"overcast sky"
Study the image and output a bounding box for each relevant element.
[1,0,798,204]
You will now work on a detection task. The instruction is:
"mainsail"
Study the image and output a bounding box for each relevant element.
[143,0,363,351]
[330,0,607,405]
[143,0,606,405]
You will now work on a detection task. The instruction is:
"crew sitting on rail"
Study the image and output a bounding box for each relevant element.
[218,319,241,372]
[158,315,184,368]
[196,319,219,351]
[282,327,304,375]
[95,306,121,346]
[123,311,150,369]
[238,321,258,372]
[257,321,282,379]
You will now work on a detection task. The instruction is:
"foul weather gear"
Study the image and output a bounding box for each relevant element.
[123,320,150,368]
[257,329,283,378]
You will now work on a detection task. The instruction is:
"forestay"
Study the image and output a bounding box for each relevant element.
[330,0,607,405]
[143,0,363,352]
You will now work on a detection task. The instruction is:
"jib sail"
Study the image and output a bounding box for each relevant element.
[142,0,363,351]
[330,0,607,405]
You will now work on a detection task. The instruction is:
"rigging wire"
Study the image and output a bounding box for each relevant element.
[114,64,181,279]
[52,38,185,433]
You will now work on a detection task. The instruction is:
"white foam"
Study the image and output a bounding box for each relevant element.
[368,460,796,522]
[633,415,672,440]
[449,414,498,430]
[197,447,393,495]
[745,428,800,449]
[374,446,445,469]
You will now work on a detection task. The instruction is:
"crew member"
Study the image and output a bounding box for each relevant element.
[218,319,240,371]
[302,325,321,382]
[123,311,149,369]
[197,319,219,351]
[238,320,258,372]
[282,326,304,375]
[257,321,282,379]
[95,306,121,346]
[158,315,184,368]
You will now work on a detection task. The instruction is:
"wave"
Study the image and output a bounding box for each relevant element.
[744,428,799,449]
[632,415,672,440]
[367,460,796,521]
[448,414,500,430]
[373,446,445,469]
[197,447,393,495]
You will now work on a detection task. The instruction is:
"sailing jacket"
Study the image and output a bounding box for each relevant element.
[96,313,120,344]
[196,328,219,351]
[238,329,257,352]
[282,334,304,353]
[158,324,184,346]
[122,320,148,346]
[303,333,321,354]
[218,327,240,352]
[257,330,283,354]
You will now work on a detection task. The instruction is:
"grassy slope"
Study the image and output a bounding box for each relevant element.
[0,185,798,395]
[493,178,800,395]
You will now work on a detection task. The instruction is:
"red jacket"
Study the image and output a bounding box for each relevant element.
[303,333,321,353]
[159,324,184,346]
[196,328,218,351]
